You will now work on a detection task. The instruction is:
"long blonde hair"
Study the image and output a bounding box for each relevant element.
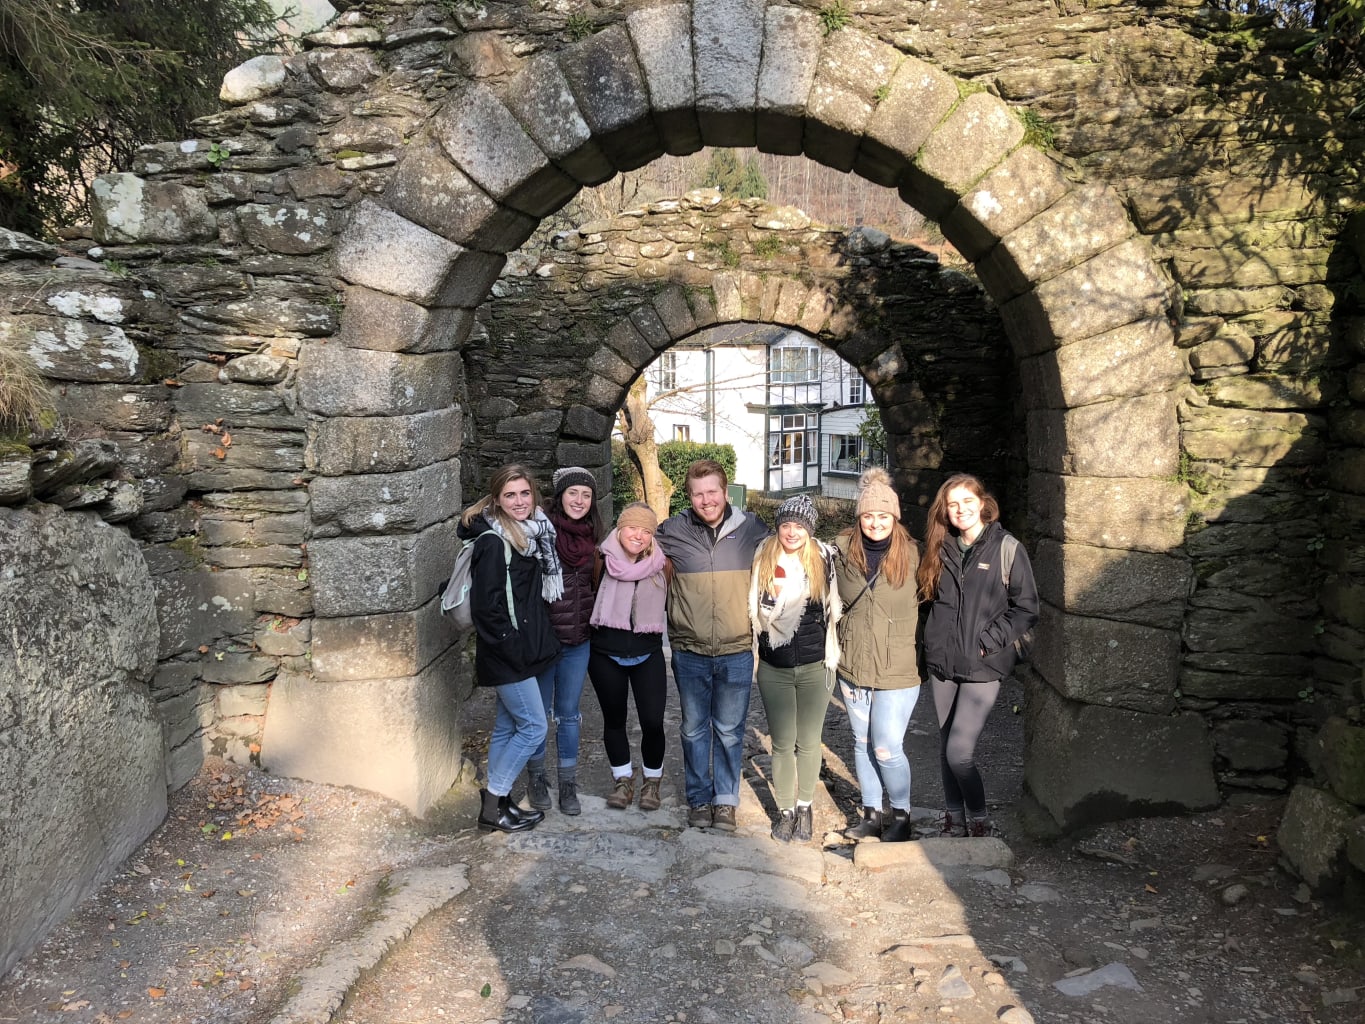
[460,463,542,552]
[753,531,828,602]
[916,473,1000,601]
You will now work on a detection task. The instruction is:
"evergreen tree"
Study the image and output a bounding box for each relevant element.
[0,0,285,235]
[697,148,769,199]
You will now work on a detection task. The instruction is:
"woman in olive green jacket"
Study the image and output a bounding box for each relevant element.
[833,468,921,843]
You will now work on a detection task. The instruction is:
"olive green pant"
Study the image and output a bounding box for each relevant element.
[756,660,834,808]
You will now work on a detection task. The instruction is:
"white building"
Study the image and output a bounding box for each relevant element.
[641,327,882,499]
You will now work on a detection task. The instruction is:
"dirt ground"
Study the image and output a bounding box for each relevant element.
[2,672,1361,1024]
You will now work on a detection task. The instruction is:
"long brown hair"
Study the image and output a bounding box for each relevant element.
[839,521,916,589]
[753,531,828,602]
[916,473,1000,601]
[461,463,542,552]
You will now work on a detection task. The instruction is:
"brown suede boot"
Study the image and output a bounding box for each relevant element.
[639,776,662,811]
[606,774,634,810]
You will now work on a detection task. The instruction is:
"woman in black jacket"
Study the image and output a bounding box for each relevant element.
[458,464,562,833]
[524,467,604,817]
[917,474,1038,838]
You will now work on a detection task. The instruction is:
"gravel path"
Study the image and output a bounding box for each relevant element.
[1,666,1360,1024]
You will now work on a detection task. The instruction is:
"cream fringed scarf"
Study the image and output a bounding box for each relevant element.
[748,540,843,670]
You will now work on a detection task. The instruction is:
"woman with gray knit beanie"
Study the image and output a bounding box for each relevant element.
[832,468,922,844]
[749,493,842,843]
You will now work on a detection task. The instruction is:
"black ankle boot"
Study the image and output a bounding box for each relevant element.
[793,805,813,842]
[478,789,537,833]
[843,807,883,841]
[881,808,915,843]
[504,797,544,827]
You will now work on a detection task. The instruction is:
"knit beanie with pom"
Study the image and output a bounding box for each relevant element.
[775,493,818,535]
[856,467,900,520]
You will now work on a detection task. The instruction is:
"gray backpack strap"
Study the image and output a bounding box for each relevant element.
[999,533,1018,590]
[499,536,518,631]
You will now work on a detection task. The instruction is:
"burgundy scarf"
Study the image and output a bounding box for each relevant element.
[551,510,598,568]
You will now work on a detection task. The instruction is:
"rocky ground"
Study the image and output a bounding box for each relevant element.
[2,672,1361,1024]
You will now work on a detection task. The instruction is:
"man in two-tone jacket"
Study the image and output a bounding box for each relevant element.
[655,459,770,831]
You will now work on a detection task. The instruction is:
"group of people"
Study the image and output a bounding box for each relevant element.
[455,457,1038,844]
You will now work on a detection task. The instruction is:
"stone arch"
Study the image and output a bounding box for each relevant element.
[270,1,1195,822]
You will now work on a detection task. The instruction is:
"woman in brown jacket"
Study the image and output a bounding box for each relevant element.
[833,468,922,843]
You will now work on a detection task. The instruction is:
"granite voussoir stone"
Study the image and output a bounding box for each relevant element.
[944,146,1073,261]
[693,0,764,146]
[755,6,823,156]
[804,28,900,174]
[903,92,1024,221]
[627,4,701,155]
[432,82,576,218]
[563,404,612,441]
[499,55,614,186]
[982,185,1136,300]
[309,459,460,536]
[652,285,697,339]
[334,200,464,304]
[858,56,967,190]
[385,144,536,251]
[1001,237,1174,345]
[298,345,461,417]
[558,25,660,171]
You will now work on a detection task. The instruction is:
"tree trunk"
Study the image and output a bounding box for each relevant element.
[618,379,674,521]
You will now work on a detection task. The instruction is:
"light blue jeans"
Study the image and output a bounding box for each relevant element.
[534,640,590,768]
[839,677,919,812]
[486,677,548,796]
[672,649,754,808]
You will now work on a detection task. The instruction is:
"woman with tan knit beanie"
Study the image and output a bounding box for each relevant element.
[833,467,923,844]
[588,502,673,812]
[749,493,842,843]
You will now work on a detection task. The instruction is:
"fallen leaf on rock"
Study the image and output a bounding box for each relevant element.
[147,987,165,999]
[61,999,91,1011]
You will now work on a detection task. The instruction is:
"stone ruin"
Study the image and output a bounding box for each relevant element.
[2,0,1364,974]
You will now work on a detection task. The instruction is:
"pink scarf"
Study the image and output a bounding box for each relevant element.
[591,530,668,633]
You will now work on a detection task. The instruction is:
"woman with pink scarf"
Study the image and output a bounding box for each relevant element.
[588,502,672,812]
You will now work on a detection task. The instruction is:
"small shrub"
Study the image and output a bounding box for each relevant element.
[1019,108,1055,149]
[0,338,56,436]
[753,235,784,260]
[819,1,852,36]
[566,13,595,41]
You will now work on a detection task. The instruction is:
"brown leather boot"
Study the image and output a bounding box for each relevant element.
[940,809,968,838]
[606,774,634,809]
[639,776,662,811]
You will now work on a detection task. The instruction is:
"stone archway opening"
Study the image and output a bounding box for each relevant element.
[109,1,1192,828]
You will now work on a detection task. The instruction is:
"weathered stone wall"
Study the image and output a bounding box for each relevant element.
[0,505,164,977]
[0,0,1359,857]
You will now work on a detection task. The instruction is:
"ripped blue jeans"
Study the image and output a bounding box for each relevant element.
[838,677,919,813]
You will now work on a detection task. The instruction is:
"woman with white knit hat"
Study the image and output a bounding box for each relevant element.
[833,467,923,843]
[749,493,842,843]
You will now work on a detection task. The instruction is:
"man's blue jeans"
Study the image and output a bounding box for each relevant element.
[838,677,919,813]
[486,677,548,796]
[533,640,590,768]
[671,649,754,808]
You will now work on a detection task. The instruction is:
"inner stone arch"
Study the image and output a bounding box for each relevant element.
[268,0,1193,826]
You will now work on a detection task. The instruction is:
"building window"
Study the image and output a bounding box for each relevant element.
[673,424,691,441]
[844,374,864,406]
[653,351,677,392]
[830,433,866,472]
[770,345,818,385]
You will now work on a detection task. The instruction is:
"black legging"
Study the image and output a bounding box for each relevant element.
[588,648,667,772]
[930,675,1000,816]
